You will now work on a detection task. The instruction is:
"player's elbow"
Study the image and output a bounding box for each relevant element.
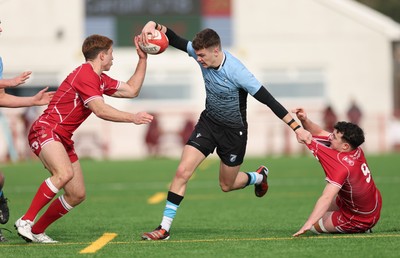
[122,88,140,98]
[91,106,108,119]
[130,90,140,98]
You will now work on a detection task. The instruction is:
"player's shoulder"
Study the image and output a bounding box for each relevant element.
[224,51,241,65]
[223,51,248,74]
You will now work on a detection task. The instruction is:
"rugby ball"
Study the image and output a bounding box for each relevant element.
[139,30,169,55]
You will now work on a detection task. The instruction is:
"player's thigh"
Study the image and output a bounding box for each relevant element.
[63,161,86,205]
[216,128,247,167]
[170,146,205,195]
[39,141,73,177]
[177,145,206,176]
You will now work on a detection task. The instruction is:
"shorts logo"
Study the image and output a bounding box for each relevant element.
[196,133,202,138]
[31,141,39,150]
[230,154,237,163]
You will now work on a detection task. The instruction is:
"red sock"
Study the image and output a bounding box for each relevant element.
[32,195,72,234]
[23,178,58,221]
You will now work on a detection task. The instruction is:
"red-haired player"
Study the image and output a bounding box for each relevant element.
[14,34,153,243]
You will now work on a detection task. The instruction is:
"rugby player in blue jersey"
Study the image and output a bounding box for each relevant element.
[140,21,311,240]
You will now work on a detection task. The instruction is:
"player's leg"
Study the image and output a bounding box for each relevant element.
[0,172,9,225]
[309,211,340,234]
[310,197,340,234]
[217,127,268,196]
[218,163,268,194]
[141,145,206,240]
[218,162,241,191]
[15,140,73,242]
[170,145,206,196]
[321,209,377,234]
[0,172,9,242]
[30,160,84,243]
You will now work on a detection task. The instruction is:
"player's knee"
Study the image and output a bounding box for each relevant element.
[66,191,86,206]
[310,218,329,234]
[52,169,74,186]
[219,182,234,192]
[175,165,192,181]
[74,192,86,204]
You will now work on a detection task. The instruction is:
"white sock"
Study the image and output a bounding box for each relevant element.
[160,216,173,232]
[255,173,264,185]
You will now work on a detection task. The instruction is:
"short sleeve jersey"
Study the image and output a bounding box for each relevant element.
[36,63,119,137]
[187,42,262,128]
[306,136,381,215]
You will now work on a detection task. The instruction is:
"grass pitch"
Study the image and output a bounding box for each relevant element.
[0,154,399,257]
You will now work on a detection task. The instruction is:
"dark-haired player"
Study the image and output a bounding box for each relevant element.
[292,107,382,236]
[139,21,312,240]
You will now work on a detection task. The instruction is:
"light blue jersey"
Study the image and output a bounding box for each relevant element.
[0,57,3,79]
[187,42,262,128]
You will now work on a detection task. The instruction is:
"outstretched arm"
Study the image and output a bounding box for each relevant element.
[253,86,312,143]
[292,107,330,137]
[0,71,32,89]
[0,87,55,108]
[293,183,339,237]
[112,36,147,98]
[87,98,153,125]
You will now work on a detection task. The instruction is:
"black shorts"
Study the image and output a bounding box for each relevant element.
[186,112,247,166]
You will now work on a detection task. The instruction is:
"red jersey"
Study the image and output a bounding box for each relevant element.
[306,136,381,217]
[33,63,120,138]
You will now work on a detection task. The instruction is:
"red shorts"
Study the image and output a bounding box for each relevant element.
[331,191,382,233]
[28,122,78,163]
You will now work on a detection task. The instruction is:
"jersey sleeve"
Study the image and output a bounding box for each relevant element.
[232,64,262,95]
[306,139,349,188]
[72,68,103,105]
[72,65,120,106]
[101,73,120,96]
[187,42,197,59]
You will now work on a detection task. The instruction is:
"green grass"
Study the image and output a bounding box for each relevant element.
[0,154,399,257]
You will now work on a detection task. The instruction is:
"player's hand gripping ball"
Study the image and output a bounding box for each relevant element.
[139,30,169,55]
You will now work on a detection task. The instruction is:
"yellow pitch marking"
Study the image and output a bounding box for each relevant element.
[79,233,117,254]
[148,192,167,204]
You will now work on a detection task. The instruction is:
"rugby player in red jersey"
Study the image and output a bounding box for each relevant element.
[14,34,153,243]
[292,107,382,236]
